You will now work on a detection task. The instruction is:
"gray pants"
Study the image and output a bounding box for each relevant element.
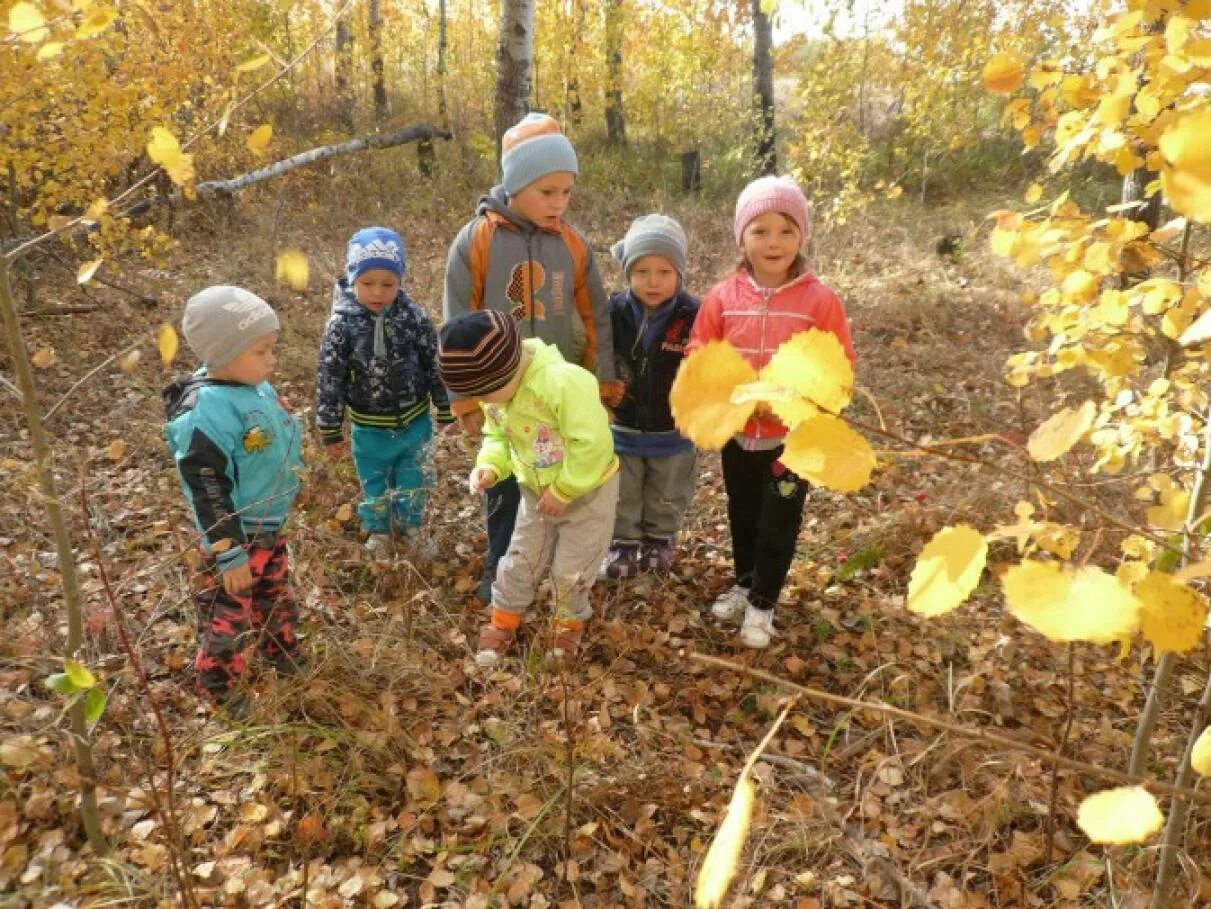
[492,472,620,624]
[613,449,697,542]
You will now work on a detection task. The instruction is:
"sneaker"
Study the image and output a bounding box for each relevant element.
[364,534,391,559]
[600,541,641,580]
[475,565,496,605]
[403,527,437,562]
[711,585,750,623]
[547,621,584,664]
[475,622,515,668]
[640,539,675,573]
[739,606,775,649]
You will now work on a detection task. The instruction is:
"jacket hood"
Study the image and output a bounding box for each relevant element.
[476,185,547,233]
[520,336,566,378]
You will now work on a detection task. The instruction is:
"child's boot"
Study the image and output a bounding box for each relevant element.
[640,537,675,573]
[710,584,750,623]
[739,605,775,649]
[548,618,585,664]
[600,540,641,580]
[475,608,520,667]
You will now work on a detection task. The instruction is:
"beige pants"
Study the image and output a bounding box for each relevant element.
[491,472,620,624]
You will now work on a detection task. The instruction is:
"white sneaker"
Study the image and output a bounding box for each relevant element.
[403,527,437,561]
[740,606,775,649]
[711,585,750,623]
[364,534,391,559]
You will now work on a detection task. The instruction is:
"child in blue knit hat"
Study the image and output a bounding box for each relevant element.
[317,227,454,557]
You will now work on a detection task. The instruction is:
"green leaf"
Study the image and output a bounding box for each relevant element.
[83,687,106,726]
[45,673,77,695]
[64,659,96,691]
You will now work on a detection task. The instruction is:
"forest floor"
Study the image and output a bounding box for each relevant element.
[1,154,1208,908]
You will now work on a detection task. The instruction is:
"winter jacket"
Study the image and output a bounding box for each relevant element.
[164,372,304,570]
[477,339,619,502]
[442,186,619,414]
[609,289,699,458]
[316,280,452,443]
[687,269,856,449]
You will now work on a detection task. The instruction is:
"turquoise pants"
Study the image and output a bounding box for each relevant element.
[350,417,433,535]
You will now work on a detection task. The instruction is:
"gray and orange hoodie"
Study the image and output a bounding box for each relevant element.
[442,186,618,416]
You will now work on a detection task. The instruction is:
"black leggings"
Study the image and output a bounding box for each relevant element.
[721,441,809,611]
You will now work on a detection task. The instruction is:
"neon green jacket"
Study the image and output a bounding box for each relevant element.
[478,339,618,502]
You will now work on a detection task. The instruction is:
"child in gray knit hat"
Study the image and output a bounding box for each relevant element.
[164,285,306,719]
[600,214,701,580]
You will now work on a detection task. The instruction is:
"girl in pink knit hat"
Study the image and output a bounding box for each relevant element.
[684,175,856,649]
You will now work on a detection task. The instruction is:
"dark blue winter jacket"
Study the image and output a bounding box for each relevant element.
[315,279,453,443]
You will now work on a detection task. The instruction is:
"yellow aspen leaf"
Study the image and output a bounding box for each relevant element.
[990,227,1018,258]
[106,439,126,462]
[147,127,182,167]
[1166,15,1192,53]
[1135,572,1207,654]
[758,329,853,414]
[907,525,988,617]
[983,52,1025,94]
[1192,728,1211,777]
[670,341,757,450]
[76,257,102,284]
[780,414,875,493]
[1060,269,1098,299]
[35,41,62,60]
[694,774,753,909]
[76,5,116,38]
[1024,183,1043,204]
[9,2,48,43]
[235,52,271,73]
[246,123,273,156]
[1082,242,1116,275]
[1146,476,1188,531]
[275,249,309,291]
[63,659,96,690]
[1027,401,1096,462]
[1003,561,1141,643]
[1029,61,1063,90]
[84,198,107,222]
[1139,279,1182,315]
[1159,109,1211,224]
[156,324,178,365]
[1076,787,1163,845]
[117,350,141,372]
[31,347,55,368]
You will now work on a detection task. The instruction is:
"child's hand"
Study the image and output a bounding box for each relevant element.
[469,466,499,493]
[325,440,349,460]
[222,562,254,597]
[535,489,567,517]
[458,409,485,438]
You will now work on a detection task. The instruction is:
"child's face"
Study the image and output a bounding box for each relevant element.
[628,255,679,309]
[354,269,401,312]
[741,212,803,286]
[508,172,575,230]
[211,331,278,385]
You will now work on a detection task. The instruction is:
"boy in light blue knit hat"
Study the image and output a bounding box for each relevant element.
[443,113,620,604]
[317,227,453,558]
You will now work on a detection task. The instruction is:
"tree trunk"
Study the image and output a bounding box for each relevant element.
[751,0,777,175]
[494,0,536,153]
[604,0,627,146]
[334,14,355,132]
[566,0,584,127]
[369,0,387,122]
[0,256,106,856]
[437,0,449,124]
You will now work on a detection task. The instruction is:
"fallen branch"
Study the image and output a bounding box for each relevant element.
[195,124,453,197]
[688,652,1211,806]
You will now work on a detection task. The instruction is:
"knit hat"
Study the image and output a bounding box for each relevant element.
[500,113,579,196]
[438,310,522,396]
[181,285,279,368]
[733,176,811,247]
[345,227,405,285]
[611,214,688,278]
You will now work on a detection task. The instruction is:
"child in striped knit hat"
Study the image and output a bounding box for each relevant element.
[438,310,619,668]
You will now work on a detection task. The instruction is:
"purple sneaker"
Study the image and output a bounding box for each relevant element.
[641,538,675,573]
[600,540,641,580]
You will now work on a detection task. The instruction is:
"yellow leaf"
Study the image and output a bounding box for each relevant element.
[246,123,273,156]
[670,341,757,450]
[1076,787,1163,845]
[63,659,96,690]
[76,258,102,284]
[983,52,1025,94]
[335,502,354,523]
[780,414,875,493]
[106,439,126,462]
[31,347,56,368]
[886,185,903,199]
[694,774,754,908]
[275,249,309,291]
[9,2,48,43]
[76,4,116,38]
[1024,183,1043,204]
[1135,572,1207,654]
[84,198,108,222]
[907,525,988,617]
[1192,727,1211,777]
[1146,477,1188,531]
[1160,109,1211,224]
[147,127,182,167]
[1003,561,1141,643]
[758,329,853,416]
[235,52,271,73]
[156,324,178,366]
[35,40,62,60]
[1027,401,1096,462]
[117,350,141,372]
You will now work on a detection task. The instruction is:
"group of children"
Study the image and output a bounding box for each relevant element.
[164,113,855,714]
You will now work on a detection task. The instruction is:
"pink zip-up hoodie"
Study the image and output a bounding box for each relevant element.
[686,269,856,449]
